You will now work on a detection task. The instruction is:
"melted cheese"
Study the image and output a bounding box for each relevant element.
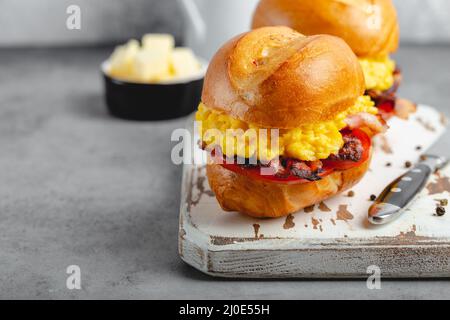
[196,96,376,162]
[359,55,396,91]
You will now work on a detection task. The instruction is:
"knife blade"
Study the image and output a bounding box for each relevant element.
[368,128,450,225]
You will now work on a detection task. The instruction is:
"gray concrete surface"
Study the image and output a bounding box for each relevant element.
[0,46,449,299]
[2,0,450,47]
[0,0,183,47]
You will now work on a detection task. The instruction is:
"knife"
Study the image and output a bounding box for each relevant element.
[368,129,450,225]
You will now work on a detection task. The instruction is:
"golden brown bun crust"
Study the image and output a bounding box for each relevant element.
[201,26,365,129]
[252,0,399,57]
[206,152,371,218]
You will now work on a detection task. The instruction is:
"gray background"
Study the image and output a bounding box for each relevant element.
[1,45,450,300]
[1,0,450,47]
[1,0,450,300]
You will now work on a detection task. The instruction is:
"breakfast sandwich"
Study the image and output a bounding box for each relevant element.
[252,0,416,120]
[195,27,387,218]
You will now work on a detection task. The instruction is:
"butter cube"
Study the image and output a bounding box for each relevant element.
[109,39,139,79]
[170,48,200,78]
[108,34,200,83]
[142,34,175,55]
[133,49,171,82]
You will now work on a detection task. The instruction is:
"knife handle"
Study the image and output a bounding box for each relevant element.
[368,155,449,225]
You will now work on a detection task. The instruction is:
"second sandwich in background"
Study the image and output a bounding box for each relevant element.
[252,0,416,120]
[196,27,387,218]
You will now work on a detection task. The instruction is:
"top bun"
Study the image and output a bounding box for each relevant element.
[252,0,399,58]
[201,26,365,129]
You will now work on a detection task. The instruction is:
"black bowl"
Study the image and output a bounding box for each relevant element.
[101,61,206,121]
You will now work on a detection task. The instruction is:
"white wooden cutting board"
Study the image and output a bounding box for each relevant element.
[179,105,450,278]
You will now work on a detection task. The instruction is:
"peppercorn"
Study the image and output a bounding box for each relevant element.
[405,161,412,168]
[436,206,446,216]
[370,194,377,201]
[347,190,355,197]
[386,162,392,167]
[416,146,422,151]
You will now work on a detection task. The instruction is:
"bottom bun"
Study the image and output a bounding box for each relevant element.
[206,153,372,218]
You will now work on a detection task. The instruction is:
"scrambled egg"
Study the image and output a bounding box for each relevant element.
[196,96,377,162]
[359,55,396,91]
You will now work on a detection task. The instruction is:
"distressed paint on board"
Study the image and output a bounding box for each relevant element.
[179,105,450,278]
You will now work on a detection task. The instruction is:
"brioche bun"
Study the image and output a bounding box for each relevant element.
[252,0,399,58]
[201,26,365,129]
[207,151,372,218]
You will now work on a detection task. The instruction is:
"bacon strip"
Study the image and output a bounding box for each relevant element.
[366,68,402,105]
[395,98,417,120]
[327,135,363,162]
[345,112,387,134]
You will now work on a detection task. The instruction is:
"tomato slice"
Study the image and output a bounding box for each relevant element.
[322,129,371,171]
[213,129,371,185]
[377,100,395,114]
[376,100,396,120]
